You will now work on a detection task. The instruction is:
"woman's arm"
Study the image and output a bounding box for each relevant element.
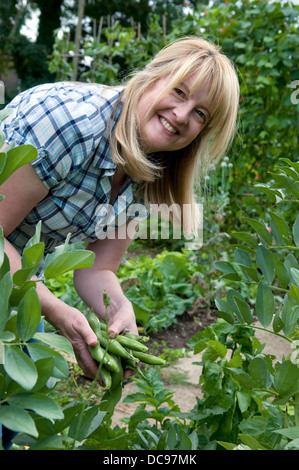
[0,161,99,379]
[73,229,138,335]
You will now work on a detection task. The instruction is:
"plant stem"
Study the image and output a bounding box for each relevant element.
[243,323,293,343]
[269,245,299,251]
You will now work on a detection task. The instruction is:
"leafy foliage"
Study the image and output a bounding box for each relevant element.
[118,250,208,332]
[0,110,96,448]
[186,158,299,450]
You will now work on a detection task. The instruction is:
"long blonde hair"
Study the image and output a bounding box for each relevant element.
[110,36,239,236]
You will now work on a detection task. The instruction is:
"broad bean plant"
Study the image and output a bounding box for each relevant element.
[187,158,299,450]
[0,110,96,448]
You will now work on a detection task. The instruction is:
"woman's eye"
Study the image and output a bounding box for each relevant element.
[174,88,184,97]
[196,110,206,122]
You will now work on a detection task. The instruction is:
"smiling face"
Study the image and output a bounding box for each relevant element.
[136,74,211,154]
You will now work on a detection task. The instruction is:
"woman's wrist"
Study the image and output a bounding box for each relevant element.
[35,281,67,328]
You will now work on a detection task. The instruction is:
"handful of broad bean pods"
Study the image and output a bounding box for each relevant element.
[86,302,165,389]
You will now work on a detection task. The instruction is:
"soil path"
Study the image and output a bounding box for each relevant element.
[111,324,292,426]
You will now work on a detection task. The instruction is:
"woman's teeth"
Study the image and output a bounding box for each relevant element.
[159,117,177,134]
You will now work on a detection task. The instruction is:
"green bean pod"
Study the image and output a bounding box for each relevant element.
[87,310,102,337]
[122,356,138,370]
[88,344,119,372]
[131,350,166,365]
[99,366,112,389]
[125,333,149,343]
[109,354,124,391]
[116,334,149,352]
[97,334,134,361]
[98,324,149,352]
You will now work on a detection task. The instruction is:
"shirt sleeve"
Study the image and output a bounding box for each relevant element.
[2,87,98,189]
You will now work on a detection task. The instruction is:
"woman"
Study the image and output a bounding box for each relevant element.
[0,36,239,381]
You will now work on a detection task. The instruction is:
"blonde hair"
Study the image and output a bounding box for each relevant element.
[110,36,239,236]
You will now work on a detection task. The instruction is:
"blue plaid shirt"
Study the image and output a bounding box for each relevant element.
[2,82,147,253]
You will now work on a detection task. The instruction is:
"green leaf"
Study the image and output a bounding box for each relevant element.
[274,360,299,395]
[33,332,74,357]
[271,254,290,288]
[231,231,258,248]
[32,357,55,392]
[0,271,13,334]
[273,310,285,333]
[235,248,252,267]
[282,305,299,338]
[26,343,69,379]
[0,252,10,280]
[234,297,252,324]
[271,173,299,199]
[53,402,83,434]
[17,287,41,341]
[217,441,238,450]
[256,245,275,284]
[209,339,227,358]
[8,392,64,420]
[215,298,235,324]
[290,267,299,287]
[236,388,252,414]
[239,434,266,450]
[26,435,66,450]
[68,405,106,442]
[278,166,299,182]
[279,159,299,178]
[0,405,38,438]
[0,145,38,185]
[44,250,95,279]
[248,357,271,388]
[293,215,299,247]
[214,261,240,280]
[10,280,37,307]
[239,265,260,282]
[225,367,253,389]
[158,252,190,283]
[0,226,4,268]
[235,248,258,280]
[255,280,274,327]
[13,242,44,286]
[254,183,282,203]
[281,294,299,335]
[285,253,299,273]
[269,211,292,245]
[243,217,272,245]
[3,345,38,390]
[24,220,42,250]
[0,108,13,123]
[273,427,299,440]
[227,289,247,323]
[289,285,299,302]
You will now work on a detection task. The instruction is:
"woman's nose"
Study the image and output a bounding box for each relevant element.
[173,103,190,123]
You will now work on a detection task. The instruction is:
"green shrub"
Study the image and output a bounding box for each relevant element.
[187,158,299,450]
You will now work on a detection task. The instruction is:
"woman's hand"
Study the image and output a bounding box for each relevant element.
[43,298,102,380]
[43,293,138,381]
